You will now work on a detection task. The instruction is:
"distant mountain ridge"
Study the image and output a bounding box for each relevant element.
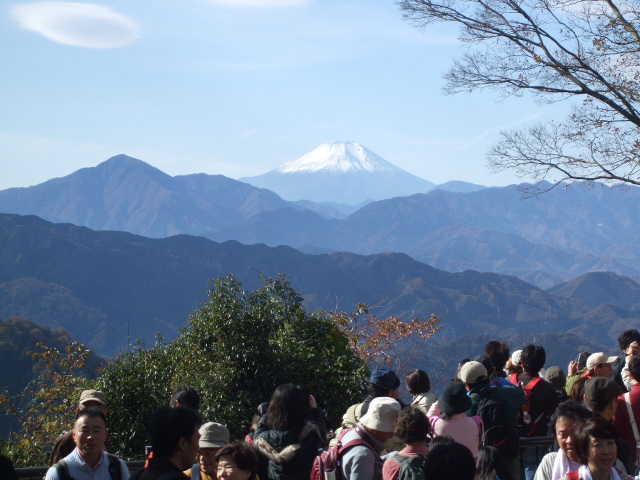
[209,183,640,287]
[1,213,639,360]
[1,154,640,287]
[240,141,435,204]
[0,154,342,238]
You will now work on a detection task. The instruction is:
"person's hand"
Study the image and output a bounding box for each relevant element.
[309,395,317,409]
[568,360,579,376]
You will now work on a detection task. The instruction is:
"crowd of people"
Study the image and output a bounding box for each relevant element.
[5,329,640,480]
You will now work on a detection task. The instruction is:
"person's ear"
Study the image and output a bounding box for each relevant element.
[177,436,188,452]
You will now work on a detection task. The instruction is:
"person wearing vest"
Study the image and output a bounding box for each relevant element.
[614,355,640,465]
[341,397,400,480]
[184,422,230,480]
[45,406,129,480]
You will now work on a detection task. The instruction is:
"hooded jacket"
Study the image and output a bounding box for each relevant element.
[254,412,324,480]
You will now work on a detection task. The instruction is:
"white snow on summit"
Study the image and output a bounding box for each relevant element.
[275,141,398,174]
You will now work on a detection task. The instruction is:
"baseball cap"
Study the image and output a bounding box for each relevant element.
[459,361,488,384]
[584,377,623,408]
[78,389,106,406]
[586,352,617,371]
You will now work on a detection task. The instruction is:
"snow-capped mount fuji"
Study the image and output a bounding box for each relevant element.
[241,141,435,205]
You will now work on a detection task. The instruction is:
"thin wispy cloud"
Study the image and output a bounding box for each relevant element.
[201,0,313,7]
[11,2,140,48]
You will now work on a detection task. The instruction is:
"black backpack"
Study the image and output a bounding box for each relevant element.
[54,453,123,480]
[471,388,520,459]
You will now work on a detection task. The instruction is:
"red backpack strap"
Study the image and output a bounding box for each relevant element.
[508,373,519,386]
[524,376,542,392]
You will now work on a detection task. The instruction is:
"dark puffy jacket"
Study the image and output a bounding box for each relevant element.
[254,412,325,480]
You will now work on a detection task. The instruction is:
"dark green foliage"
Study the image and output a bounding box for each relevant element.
[98,336,175,460]
[99,275,365,459]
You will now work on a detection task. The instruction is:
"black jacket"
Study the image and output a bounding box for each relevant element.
[254,411,325,480]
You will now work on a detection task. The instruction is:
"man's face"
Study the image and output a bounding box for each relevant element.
[594,362,613,378]
[197,447,220,475]
[73,414,107,459]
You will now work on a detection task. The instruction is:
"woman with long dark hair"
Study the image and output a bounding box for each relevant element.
[254,383,324,480]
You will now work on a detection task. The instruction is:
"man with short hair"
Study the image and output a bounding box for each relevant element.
[170,386,201,412]
[50,389,111,465]
[134,406,202,480]
[340,397,401,480]
[45,407,128,480]
[184,422,230,480]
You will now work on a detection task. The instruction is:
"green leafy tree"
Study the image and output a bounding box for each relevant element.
[100,274,366,458]
[97,335,175,459]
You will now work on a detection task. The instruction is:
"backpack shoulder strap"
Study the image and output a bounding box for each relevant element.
[509,373,519,385]
[54,459,74,480]
[106,453,122,480]
[525,376,542,392]
[392,454,409,465]
[192,464,201,480]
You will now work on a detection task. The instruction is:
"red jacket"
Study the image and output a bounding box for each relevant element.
[614,383,640,462]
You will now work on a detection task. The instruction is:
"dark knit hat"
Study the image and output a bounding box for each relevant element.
[439,381,472,416]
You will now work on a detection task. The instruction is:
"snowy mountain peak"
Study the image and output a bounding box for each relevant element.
[275,141,398,174]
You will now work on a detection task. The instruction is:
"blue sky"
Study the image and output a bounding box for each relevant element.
[0,0,562,191]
